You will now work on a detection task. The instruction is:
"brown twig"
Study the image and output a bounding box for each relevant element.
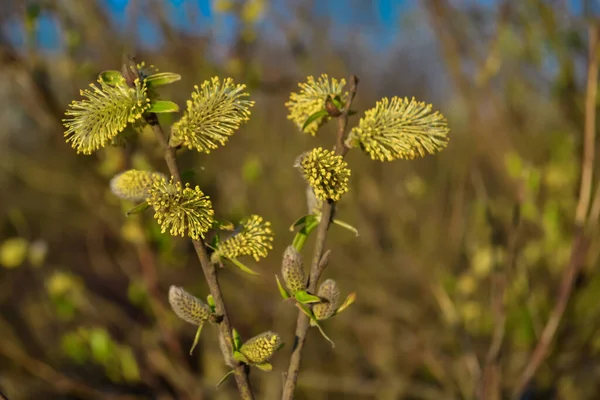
[513,23,599,398]
[281,75,358,400]
[148,120,254,400]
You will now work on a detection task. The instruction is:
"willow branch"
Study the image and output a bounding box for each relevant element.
[281,75,358,400]
[513,23,599,398]
[148,118,254,400]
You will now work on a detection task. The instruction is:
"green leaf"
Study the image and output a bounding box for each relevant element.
[148,100,179,114]
[232,329,242,351]
[302,109,329,132]
[276,275,290,299]
[189,323,204,355]
[296,303,315,319]
[309,318,335,348]
[289,215,311,232]
[145,72,182,87]
[227,257,260,276]
[89,328,112,364]
[99,70,123,86]
[119,347,140,382]
[335,292,356,315]
[332,218,359,236]
[216,370,235,388]
[233,350,249,364]
[126,201,149,216]
[254,362,273,372]
[213,219,235,231]
[295,290,322,304]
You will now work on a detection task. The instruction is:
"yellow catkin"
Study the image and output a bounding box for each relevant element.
[239,331,281,364]
[147,178,215,240]
[171,77,254,153]
[347,97,449,161]
[217,215,274,261]
[296,147,350,202]
[285,75,346,136]
[64,77,150,154]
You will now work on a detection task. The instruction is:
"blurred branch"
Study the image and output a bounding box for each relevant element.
[479,201,521,400]
[513,22,599,398]
[281,75,358,400]
[0,339,142,400]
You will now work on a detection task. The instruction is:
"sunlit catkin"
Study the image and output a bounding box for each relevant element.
[171,77,254,153]
[216,215,274,261]
[346,97,449,161]
[147,178,214,240]
[239,331,281,364]
[281,245,305,294]
[296,147,350,202]
[313,279,340,320]
[168,285,211,325]
[64,77,150,154]
[110,170,167,202]
[285,74,346,136]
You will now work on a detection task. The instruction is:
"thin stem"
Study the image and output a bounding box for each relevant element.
[513,23,599,398]
[149,121,254,400]
[281,76,358,400]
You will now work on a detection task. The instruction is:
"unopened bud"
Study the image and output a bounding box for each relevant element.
[313,279,340,320]
[168,285,211,325]
[281,246,305,294]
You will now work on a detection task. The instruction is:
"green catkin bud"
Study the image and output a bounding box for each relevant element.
[285,74,347,136]
[168,286,211,325]
[239,331,281,364]
[217,215,274,261]
[171,77,254,153]
[63,77,151,154]
[110,170,167,202]
[147,178,215,240]
[296,147,351,202]
[346,97,449,161]
[281,245,305,293]
[313,279,340,321]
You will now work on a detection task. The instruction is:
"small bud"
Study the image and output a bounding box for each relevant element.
[168,286,211,325]
[239,331,281,364]
[325,96,342,117]
[313,279,340,320]
[281,246,305,293]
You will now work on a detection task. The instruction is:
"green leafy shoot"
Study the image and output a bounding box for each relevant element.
[189,323,204,355]
[276,275,291,299]
[148,100,179,113]
[302,109,328,132]
[126,201,149,216]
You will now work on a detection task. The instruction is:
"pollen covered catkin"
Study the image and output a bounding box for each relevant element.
[239,331,281,364]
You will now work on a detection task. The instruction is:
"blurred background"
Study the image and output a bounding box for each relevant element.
[1,0,600,399]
